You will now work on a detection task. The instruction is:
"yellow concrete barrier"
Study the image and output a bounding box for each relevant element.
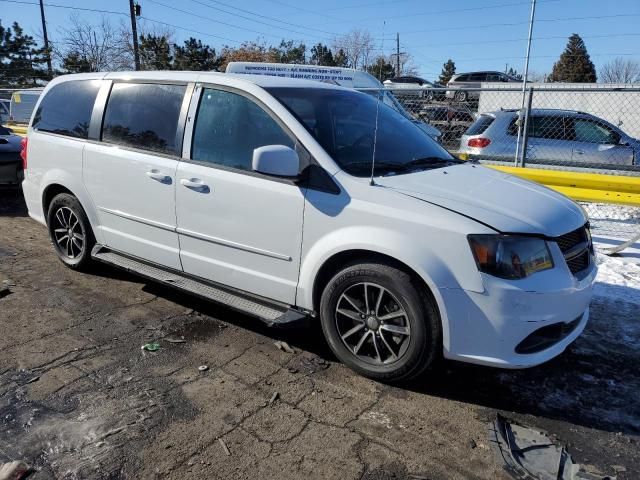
[489,165,640,206]
[2,124,27,136]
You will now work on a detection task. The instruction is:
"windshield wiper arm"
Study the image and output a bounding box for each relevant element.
[408,156,460,166]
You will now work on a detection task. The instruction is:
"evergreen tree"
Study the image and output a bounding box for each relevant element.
[333,48,349,68]
[174,37,220,71]
[0,21,48,87]
[366,56,395,81]
[272,40,306,64]
[548,34,596,83]
[309,43,335,66]
[507,67,523,80]
[139,34,173,70]
[438,59,456,85]
[62,51,92,73]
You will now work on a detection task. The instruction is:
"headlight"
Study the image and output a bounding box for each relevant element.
[468,234,554,280]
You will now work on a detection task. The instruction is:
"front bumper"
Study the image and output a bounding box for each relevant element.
[439,253,597,369]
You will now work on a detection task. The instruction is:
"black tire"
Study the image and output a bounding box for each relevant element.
[425,91,434,102]
[46,193,95,271]
[454,90,467,102]
[319,262,441,382]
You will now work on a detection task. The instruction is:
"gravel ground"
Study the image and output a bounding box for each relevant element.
[0,187,638,480]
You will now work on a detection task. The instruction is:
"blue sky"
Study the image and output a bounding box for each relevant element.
[3,0,640,80]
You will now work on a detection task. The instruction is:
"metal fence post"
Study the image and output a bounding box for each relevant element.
[519,86,534,168]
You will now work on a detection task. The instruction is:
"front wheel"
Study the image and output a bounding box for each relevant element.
[47,193,95,270]
[319,262,441,382]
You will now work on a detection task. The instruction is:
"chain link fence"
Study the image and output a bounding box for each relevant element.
[372,85,640,252]
[0,87,43,126]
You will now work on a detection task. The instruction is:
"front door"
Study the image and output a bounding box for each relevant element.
[175,86,306,304]
[568,117,635,165]
[524,115,576,164]
[83,82,189,270]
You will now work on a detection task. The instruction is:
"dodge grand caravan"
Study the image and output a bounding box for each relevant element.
[22,72,596,381]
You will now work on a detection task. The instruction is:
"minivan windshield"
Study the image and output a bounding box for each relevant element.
[267,87,458,177]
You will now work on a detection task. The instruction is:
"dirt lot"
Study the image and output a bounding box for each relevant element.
[0,187,638,479]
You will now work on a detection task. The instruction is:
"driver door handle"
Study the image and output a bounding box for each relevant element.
[146,170,171,183]
[180,178,210,192]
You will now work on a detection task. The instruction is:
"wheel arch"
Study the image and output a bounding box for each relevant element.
[311,249,438,313]
[42,183,75,216]
[307,247,450,357]
[41,179,104,245]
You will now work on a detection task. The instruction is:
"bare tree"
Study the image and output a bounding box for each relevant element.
[599,57,640,84]
[332,29,374,70]
[55,14,130,71]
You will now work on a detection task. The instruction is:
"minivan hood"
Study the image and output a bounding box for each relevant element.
[376,163,586,237]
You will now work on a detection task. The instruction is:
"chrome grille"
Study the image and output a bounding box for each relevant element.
[554,225,592,275]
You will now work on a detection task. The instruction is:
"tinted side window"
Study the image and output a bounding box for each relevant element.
[530,116,566,140]
[32,80,100,138]
[570,119,619,144]
[102,83,186,155]
[465,115,494,135]
[191,88,294,171]
[455,75,468,82]
[507,116,566,139]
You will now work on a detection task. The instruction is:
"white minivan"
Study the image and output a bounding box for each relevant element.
[22,72,596,381]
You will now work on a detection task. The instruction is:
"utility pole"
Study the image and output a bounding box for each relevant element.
[514,0,537,166]
[129,0,141,71]
[396,33,400,76]
[389,33,405,77]
[39,0,52,78]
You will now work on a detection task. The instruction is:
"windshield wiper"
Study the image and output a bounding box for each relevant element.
[346,161,412,173]
[408,156,460,167]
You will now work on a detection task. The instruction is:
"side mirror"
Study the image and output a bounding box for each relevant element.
[252,145,300,178]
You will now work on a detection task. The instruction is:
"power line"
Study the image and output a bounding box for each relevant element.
[404,32,640,50]
[200,0,338,36]
[139,16,240,44]
[146,0,282,39]
[382,12,640,36]
[0,0,128,15]
[261,0,341,21]
[310,0,561,25]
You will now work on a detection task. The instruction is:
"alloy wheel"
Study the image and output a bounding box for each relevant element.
[335,282,411,365]
[52,207,85,259]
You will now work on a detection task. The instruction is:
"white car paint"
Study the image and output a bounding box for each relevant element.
[22,71,596,369]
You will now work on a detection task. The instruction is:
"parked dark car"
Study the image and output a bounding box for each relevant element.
[0,126,24,184]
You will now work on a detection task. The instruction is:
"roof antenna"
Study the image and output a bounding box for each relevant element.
[370,21,385,187]
[369,91,382,186]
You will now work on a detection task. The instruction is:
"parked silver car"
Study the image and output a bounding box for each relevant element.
[446,71,519,102]
[459,109,639,166]
[384,76,445,101]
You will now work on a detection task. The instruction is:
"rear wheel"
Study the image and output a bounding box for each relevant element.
[319,262,441,382]
[454,90,467,102]
[47,193,95,270]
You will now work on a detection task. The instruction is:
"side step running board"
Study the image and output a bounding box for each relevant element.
[91,245,308,327]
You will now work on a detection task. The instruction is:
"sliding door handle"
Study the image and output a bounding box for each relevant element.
[180,178,210,193]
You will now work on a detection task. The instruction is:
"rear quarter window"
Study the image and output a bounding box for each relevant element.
[32,80,101,139]
[465,115,494,135]
[102,83,186,155]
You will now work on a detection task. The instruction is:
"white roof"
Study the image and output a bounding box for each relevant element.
[46,70,348,91]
